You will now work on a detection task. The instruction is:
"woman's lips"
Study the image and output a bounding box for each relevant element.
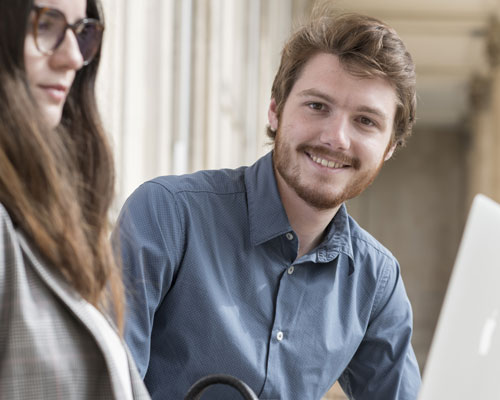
[38,84,68,103]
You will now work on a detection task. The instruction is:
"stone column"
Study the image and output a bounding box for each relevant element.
[489,15,500,200]
[98,0,304,208]
[467,14,500,206]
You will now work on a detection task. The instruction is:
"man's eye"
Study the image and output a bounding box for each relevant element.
[359,116,375,126]
[307,102,324,111]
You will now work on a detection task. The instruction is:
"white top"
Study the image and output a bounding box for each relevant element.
[84,303,133,400]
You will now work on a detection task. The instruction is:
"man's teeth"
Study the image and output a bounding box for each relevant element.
[310,154,344,169]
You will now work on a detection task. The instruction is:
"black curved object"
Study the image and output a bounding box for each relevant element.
[184,374,259,400]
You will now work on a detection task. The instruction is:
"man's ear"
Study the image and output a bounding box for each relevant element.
[384,142,397,161]
[268,98,278,132]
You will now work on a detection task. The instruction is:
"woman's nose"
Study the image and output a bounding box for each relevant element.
[50,29,85,71]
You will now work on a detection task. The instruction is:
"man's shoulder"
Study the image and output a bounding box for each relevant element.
[119,166,251,224]
[346,212,396,264]
[145,166,248,197]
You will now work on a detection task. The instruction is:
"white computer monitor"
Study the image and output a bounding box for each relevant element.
[418,194,500,399]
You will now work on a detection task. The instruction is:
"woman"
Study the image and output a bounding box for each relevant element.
[0,1,150,399]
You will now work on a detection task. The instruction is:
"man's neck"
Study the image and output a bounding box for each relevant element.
[276,175,341,259]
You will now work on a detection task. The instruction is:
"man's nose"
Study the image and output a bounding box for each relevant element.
[319,114,351,150]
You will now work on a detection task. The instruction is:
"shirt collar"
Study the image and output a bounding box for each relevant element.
[245,151,354,264]
[318,203,354,262]
[245,152,292,246]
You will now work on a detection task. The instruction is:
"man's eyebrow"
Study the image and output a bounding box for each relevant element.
[298,88,334,103]
[356,105,389,122]
[299,88,390,121]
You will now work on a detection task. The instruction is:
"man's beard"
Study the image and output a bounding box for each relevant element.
[273,130,384,211]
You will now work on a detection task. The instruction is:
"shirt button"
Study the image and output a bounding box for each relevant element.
[277,331,284,341]
[287,266,295,275]
[285,233,294,241]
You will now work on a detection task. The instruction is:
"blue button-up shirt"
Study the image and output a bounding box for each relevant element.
[113,152,421,400]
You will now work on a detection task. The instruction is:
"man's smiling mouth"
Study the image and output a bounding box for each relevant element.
[307,152,349,169]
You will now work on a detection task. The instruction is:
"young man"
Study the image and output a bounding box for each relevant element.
[113,13,421,400]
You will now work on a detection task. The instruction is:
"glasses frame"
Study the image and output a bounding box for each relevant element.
[31,5,104,66]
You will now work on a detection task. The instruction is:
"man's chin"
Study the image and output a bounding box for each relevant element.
[293,186,346,211]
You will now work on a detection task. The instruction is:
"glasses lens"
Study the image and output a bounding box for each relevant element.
[35,9,67,54]
[75,21,103,64]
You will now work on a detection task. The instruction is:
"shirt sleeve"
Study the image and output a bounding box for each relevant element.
[338,259,421,399]
[112,181,185,378]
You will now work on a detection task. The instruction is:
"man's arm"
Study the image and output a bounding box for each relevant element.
[338,260,421,399]
[112,181,184,377]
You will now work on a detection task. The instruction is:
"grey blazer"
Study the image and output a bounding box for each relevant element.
[0,204,151,400]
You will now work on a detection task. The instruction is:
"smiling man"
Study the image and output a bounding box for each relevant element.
[113,12,421,400]
[270,52,400,258]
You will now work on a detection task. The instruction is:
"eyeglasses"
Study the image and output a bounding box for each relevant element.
[31,6,104,66]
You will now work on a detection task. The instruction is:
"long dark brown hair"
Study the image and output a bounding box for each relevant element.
[0,0,124,329]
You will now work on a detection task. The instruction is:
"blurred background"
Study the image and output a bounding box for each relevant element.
[97,0,500,398]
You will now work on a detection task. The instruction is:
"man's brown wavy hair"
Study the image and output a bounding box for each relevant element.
[268,12,417,148]
[0,0,124,330]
